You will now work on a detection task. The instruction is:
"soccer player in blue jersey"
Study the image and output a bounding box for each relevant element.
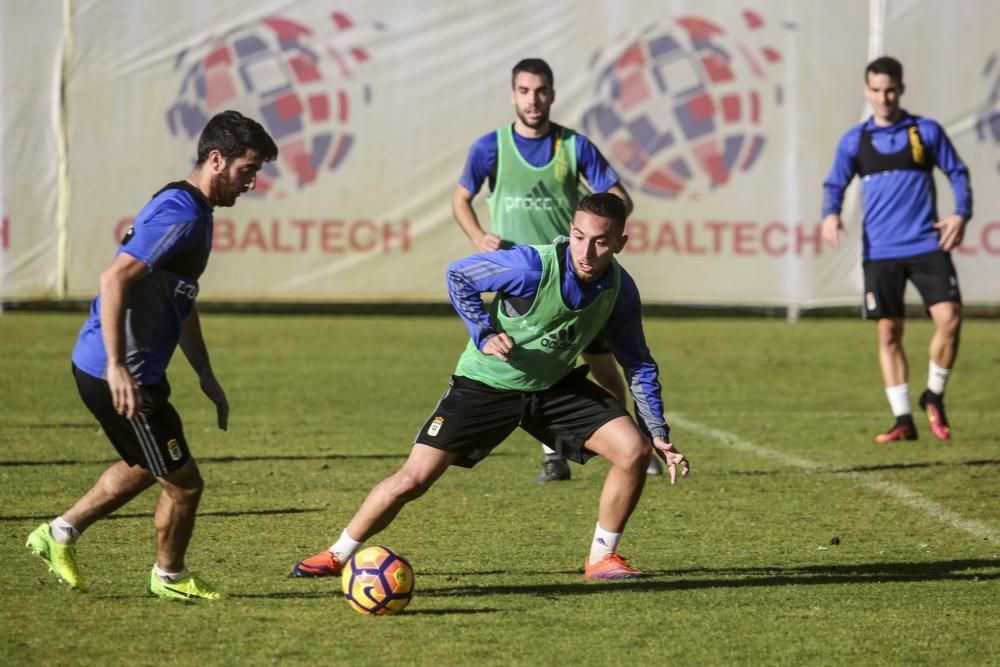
[452,58,661,482]
[293,192,688,581]
[26,110,277,601]
[821,56,971,443]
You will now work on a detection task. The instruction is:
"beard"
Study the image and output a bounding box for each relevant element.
[210,169,243,207]
[515,106,549,129]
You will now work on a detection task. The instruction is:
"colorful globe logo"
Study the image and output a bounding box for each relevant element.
[167,12,379,197]
[583,10,789,200]
[975,51,1000,174]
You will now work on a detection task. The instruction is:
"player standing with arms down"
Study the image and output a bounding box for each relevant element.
[293,193,689,581]
[26,110,277,600]
[821,56,972,443]
[452,57,661,482]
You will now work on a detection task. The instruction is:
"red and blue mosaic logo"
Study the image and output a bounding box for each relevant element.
[583,10,790,200]
[167,12,381,197]
[976,51,1000,174]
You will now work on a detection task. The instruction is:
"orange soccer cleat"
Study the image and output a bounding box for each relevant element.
[584,553,645,580]
[290,549,343,577]
[919,390,952,441]
[875,418,918,444]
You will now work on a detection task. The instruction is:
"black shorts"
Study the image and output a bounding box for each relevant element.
[73,364,191,476]
[862,249,961,319]
[414,365,631,468]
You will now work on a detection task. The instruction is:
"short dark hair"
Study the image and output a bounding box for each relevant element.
[576,192,627,235]
[196,110,278,164]
[866,56,903,84]
[512,58,554,89]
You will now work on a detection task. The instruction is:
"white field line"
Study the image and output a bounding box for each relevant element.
[668,414,1000,545]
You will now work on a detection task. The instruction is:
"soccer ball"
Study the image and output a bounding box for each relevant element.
[341,545,414,616]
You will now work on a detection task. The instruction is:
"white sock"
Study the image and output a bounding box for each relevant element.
[154,564,187,583]
[885,383,912,418]
[542,445,558,456]
[589,523,621,564]
[330,529,362,562]
[927,361,952,396]
[50,516,80,545]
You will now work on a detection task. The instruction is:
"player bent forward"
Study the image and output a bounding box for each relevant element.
[292,192,689,580]
[26,111,278,601]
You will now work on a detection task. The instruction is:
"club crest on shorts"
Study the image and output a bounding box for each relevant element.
[428,416,444,437]
[165,439,183,461]
[865,291,877,312]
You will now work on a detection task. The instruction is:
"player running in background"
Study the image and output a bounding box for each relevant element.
[452,57,661,482]
[821,56,972,443]
[292,193,688,581]
[26,110,277,601]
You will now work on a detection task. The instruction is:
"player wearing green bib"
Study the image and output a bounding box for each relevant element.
[452,58,648,482]
[293,193,689,581]
[453,242,619,391]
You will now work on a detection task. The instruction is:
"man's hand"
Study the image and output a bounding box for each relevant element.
[482,333,515,361]
[934,214,967,251]
[821,213,844,248]
[475,232,502,253]
[652,437,690,485]
[106,362,140,419]
[199,374,229,431]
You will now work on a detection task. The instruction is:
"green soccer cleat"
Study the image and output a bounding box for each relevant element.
[26,523,86,591]
[146,569,222,602]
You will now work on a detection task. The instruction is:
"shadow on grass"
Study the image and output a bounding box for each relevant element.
[0,507,325,522]
[0,453,431,467]
[837,459,1000,474]
[417,558,1000,597]
[4,422,96,429]
[227,591,507,615]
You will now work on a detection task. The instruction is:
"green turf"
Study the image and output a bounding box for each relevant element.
[1,312,998,665]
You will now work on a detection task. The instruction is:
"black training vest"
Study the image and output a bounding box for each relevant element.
[855,120,932,177]
[120,181,213,280]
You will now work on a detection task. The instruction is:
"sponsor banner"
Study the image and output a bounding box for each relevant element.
[0,0,63,298]
[2,0,998,305]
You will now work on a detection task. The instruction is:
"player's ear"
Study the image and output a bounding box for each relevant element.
[614,234,628,254]
[209,149,226,173]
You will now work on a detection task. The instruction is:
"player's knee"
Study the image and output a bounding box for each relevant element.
[162,481,203,507]
[388,470,433,502]
[937,310,961,336]
[160,465,204,503]
[877,323,903,348]
[613,437,651,472]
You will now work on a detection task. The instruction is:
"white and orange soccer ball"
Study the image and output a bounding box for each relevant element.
[341,545,414,615]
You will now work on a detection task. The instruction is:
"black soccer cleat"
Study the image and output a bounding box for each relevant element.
[536,457,571,483]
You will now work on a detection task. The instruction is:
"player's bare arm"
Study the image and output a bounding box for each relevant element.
[98,252,148,419]
[452,184,501,252]
[934,214,967,251]
[179,305,229,431]
[821,212,844,248]
[652,437,690,485]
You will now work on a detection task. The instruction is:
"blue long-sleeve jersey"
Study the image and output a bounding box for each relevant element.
[458,125,622,196]
[822,111,972,261]
[446,244,668,440]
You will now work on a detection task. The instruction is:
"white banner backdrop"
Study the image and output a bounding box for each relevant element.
[879,0,1000,304]
[0,0,64,299]
[1,0,998,305]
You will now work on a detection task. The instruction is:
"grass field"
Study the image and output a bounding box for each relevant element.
[2,312,998,666]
